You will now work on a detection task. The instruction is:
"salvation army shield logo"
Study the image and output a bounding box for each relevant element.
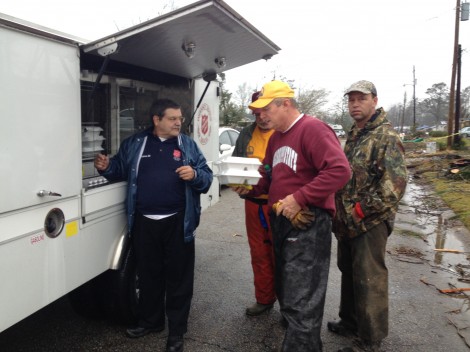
[201,114,209,135]
[196,102,211,145]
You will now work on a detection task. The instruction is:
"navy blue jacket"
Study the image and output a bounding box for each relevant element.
[100,128,213,242]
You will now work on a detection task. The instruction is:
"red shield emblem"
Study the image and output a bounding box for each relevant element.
[197,103,211,145]
[201,114,209,135]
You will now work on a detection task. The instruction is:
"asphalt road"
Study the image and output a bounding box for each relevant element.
[1,184,470,351]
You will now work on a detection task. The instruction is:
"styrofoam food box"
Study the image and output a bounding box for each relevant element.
[214,157,262,185]
[82,126,104,139]
[216,171,261,186]
[215,156,261,172]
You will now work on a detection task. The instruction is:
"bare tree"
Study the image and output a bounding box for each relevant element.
[157,0,177,16]
[234,82,254,110]
[328,96,352,131]
[387,104,403,130]
[296,87,330,117]
[460,86,470,124]
[419,82,449,126]
[120,0,178,27]
[219,74,246,127]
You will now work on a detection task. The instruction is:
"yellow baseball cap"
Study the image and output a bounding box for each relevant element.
[249,80,295,109]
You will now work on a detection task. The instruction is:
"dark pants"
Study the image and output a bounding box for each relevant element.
[271,207,332,352]
[337,222,389,342]
[132,211,195,336]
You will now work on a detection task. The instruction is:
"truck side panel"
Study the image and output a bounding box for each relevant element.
[192,79,221,210]
[0,25,82,213]
[0,24,84,332]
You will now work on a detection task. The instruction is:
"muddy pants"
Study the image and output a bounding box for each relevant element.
[271,207,332,352]
[133,211,195,337]
[245,199,276,305]
[337,222,389,342]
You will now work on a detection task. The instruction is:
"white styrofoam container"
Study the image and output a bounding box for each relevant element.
[82,136,105,149]
[216,172,261,186]
[214,156,262,185]
[215,156,261,172]
[82,126,104,139]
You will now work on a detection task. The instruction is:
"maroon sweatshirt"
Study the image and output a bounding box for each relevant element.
[251,115,351,217]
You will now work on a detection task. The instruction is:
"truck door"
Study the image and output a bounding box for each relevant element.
[0,26,81,214]
[0,21,82,333]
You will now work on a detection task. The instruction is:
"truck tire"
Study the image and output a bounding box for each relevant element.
[108,245,139,324]
[68,246,139,324]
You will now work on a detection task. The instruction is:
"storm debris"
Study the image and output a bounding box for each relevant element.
[439,287,470,294]
[434,249,469,254]
[389,246,425,264]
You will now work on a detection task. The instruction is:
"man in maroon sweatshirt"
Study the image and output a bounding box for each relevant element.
[234,80,351,352]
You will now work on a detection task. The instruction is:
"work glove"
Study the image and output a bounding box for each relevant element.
[291,210,316,230]
[272,202,316,230]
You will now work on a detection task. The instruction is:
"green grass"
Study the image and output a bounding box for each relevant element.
[405,143,470,230]
[431,177,470,229]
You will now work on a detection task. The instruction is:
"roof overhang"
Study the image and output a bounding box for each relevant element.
[0,12,88,45]
[80,0,280,80]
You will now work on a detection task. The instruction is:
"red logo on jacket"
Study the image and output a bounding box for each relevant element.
[173,149,182,161]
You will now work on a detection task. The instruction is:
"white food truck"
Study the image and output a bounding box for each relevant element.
[0,0,279,332]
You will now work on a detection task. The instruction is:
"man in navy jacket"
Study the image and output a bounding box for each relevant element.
[95,98,212,352]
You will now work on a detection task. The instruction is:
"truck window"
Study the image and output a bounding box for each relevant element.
[79,76,194,190]
[119,86,158,143]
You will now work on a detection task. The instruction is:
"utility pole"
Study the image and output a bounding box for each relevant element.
[401,90,407,133]
[447,0,460,149]
[455,44,462,146]
[455,2,469,146]
[412,66,416,130]
[403,66,416,132]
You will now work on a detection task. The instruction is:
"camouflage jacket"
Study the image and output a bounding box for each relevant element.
[332,108,407,240]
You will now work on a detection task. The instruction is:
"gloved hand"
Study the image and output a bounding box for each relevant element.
[272,202,315,230]
[272,201,282,214]
[291,210,315,230]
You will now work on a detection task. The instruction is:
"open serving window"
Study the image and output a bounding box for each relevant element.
[78,0,280,190]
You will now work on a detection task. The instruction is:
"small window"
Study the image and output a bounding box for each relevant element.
[219,131,231,146]
[227,130,240,146]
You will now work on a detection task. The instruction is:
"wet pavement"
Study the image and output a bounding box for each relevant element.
[391,175,470,349]
[395,178,470,268]
[1,177,470,351]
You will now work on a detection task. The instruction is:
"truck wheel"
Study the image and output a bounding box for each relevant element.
[109,246,139,324]
[68,247,139,324]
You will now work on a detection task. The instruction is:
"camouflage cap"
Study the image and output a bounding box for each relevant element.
[344,80,377,96]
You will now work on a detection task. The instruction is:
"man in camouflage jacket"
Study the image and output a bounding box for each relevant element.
[330,81,407,352]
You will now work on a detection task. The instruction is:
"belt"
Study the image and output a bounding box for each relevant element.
[244,197,268,206]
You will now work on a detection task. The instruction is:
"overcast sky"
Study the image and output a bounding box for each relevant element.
[2,0,469,110]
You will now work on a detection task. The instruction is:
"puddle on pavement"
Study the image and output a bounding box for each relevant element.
[395,178,470,268]
[395,177,470,323]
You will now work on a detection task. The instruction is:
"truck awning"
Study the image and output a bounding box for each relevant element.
[80,0,280,80]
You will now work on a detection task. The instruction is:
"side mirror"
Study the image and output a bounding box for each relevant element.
[219,144,232,152]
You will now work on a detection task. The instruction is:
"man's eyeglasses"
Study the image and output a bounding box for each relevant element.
[165,116,185,123]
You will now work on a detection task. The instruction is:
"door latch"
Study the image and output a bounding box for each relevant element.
[37,190,62,197]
